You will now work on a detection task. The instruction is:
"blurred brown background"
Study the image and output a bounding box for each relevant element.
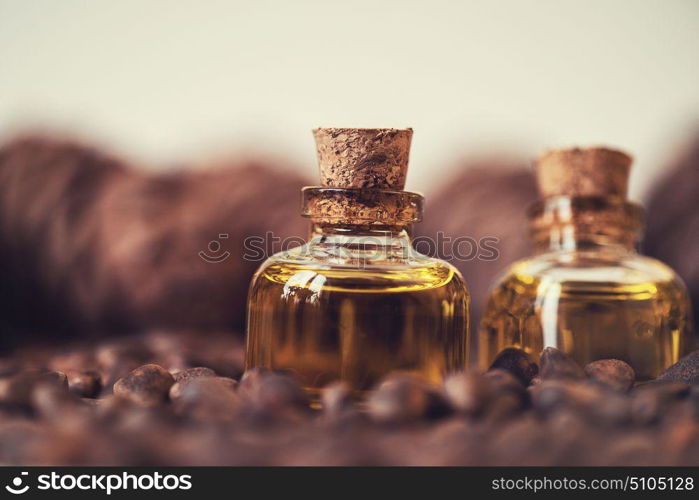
[0,0,697,348]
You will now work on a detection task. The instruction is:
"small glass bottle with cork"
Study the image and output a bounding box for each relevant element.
[246,128,469,402]
[478,147,694,380]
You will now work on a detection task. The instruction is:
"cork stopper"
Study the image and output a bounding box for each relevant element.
[312,128,412,190]
[536,147,633,199]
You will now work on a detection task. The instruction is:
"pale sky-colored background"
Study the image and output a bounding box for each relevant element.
[0,0,697,199]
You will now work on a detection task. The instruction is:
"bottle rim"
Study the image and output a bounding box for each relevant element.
[528,195,644,249]
[301,186,424,225]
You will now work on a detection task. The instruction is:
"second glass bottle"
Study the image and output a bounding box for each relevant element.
[478,147,694,380]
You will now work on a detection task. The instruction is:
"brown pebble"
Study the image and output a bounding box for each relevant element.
[239,370,310,412]
[531,379,629,426]
[31,381,84,419]
[487,391,528,422]
[657,350,699,385]
[584,359,635,392]
[367,374,449,425]
[172,377,241,421]
[239,367,271,389]
[113,364,174,407]
[65,370,102,398]
[170,374,236,400]
[485,369,528,400]
[483,369,529,418]
[489,347,539,386]
[93,394,139,424]
[631,381,691,425]
[540,347,584,380]
[45,371,68,387]
[322,381,354,415]
[530,380,593,412]
[593,391,632,426]
[96,342,153,385]
[0,371,68,409]
[172,367,216,383]
[444,371,493,416]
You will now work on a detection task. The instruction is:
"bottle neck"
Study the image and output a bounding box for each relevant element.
[300,186,424,266]
[529,196,644,254]
[532,225,638,253]
[307,223,415,264]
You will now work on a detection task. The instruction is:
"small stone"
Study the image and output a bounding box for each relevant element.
[93,394,139,423]
[530,380,586,415]
[113,364,174,407]
[96,341,151,373]
[531,379,628,426]
[539,347,584,380]
[31,381,84,419]
[170,374,236,400]
[657,350,699,385]
[321,381,354,415]
[172,367,216,383]
[172,377,241,421]
[584,359,635,392]
[485,370,529,417]
[96,340,155,391]
[0,371,68,409]
[489,348,539,386]
[239,367,271,388]
[487,392,528,422]
[631,381,691,425]
[367,374,449,425]
[593,391,632,426]
[319,381,368,428]
[239,370,309,412]
[65,370,102,398]
[44,371,68,387]
[485,369,528,397]
[443,371,493,416]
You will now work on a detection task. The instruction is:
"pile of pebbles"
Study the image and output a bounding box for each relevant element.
[0,331,698,465]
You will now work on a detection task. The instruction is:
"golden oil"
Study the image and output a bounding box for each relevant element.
[479,255,692,380]
[247,259,468,397]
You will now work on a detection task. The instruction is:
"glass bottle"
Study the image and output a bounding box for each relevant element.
[246,128,469,401]
[478,147,694,380]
